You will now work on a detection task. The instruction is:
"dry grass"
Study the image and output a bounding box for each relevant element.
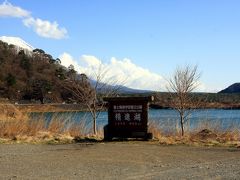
[148,120,240,147]
[0,104,101,144]
[148,121,162,139]
[0,103,28,121]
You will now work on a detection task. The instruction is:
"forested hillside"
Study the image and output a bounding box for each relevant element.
[0,40,89,103]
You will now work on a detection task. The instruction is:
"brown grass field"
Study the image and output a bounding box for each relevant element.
[0,103,239,147]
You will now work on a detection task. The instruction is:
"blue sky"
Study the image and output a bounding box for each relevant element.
[0,0,240,92]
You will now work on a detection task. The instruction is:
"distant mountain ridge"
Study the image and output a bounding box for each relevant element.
[118,86,152,94]
[219,83,240,93]
[88,78,152,94]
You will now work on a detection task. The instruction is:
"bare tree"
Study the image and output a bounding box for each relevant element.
[63,64,122,135]
[167,65,201,136]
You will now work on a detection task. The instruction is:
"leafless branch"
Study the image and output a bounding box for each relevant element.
[167,64,202,136]
[61,63,124,135]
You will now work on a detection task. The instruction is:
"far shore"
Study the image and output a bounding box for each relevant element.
[150,102,240,110]
[15,103,89,112]
[13,102,240,113]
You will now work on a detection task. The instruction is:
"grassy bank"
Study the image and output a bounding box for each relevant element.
[0,103,239,147]
[0,103,103,144]
[149,120,240,147]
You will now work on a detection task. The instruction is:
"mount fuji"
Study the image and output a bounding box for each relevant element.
[0,36,34,51]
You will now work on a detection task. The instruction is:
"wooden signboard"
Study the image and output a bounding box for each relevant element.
[103,96,153,140]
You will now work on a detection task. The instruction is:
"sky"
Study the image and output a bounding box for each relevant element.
[0,0,240,92]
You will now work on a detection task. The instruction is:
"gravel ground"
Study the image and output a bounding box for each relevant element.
[0,142,240,180]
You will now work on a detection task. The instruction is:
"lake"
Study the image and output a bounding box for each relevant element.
[31,109,240,133]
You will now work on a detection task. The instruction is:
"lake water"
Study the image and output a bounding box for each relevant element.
[31,109,240,133]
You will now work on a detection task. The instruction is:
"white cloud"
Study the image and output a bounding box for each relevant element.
[106,57,166,90]
[59,52,81,72]
[23,17,67,39]
[0,1,30,18]
[58,53,167,91]
[58,52,209,92]
[80,55,101,67]
[0,1,68,39]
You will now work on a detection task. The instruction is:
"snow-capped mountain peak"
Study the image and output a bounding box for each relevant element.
[0,36,34,51]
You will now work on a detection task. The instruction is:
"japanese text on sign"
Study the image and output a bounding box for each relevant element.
[113,105,143,125]
[113,105,143,113]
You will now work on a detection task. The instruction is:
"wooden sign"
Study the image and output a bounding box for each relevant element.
[103,96,153,140]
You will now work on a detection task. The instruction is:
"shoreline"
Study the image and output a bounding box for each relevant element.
[13,103,240,113]
[150,103,240,110]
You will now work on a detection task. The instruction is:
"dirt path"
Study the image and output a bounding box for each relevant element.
[0,142,240,179]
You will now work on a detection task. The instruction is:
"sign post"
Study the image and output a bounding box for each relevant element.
[103,96,154,140]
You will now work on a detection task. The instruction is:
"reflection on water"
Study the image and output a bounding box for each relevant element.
[30,109,240,132]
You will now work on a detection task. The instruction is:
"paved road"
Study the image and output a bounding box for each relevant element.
[0,142,240,179]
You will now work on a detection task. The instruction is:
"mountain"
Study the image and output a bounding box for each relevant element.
[0,37,149,104]
[218,83,240,93]
[88,78,152,94]
[0,36,34,51]
[1,36,154,94]
[0,38,77,103]
[118,85,152,94]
